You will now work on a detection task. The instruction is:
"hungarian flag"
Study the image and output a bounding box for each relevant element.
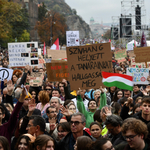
[43,42,46,55]
[50,38,59,50]
[102,72,133,91]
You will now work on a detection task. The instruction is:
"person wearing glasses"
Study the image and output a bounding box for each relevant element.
[118,118,149,150]
[105,114,126,147]
[56,112,94,150]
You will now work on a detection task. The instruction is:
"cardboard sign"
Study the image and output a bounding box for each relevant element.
[114,49,127,63]
[66,31,80,47]
[47,49,67,60]
[66,43,112,90]
[8,42,39,67]
[0,68,13,81]
[46,61,69,82]
[126,68,149,84]
[131,57,150,69]
[134,47,150,62]
[29,72,43,87]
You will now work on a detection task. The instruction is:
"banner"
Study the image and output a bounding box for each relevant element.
[66,43,112,90]
[29,72,43,87]
[46,61,69,82]
[126,67,149,84]
[66,31,80,47]
[114,49,127,63]
[8,42,39,67]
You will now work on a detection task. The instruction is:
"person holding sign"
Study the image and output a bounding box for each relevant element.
[77,87,107,128]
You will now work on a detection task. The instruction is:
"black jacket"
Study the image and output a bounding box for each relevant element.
[55,130,95,150]
[111,132,126,147]
[132,111,150,124]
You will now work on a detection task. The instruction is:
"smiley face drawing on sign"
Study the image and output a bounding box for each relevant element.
[0,69,9,81]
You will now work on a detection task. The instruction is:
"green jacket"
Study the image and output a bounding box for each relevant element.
[77,92,106,128]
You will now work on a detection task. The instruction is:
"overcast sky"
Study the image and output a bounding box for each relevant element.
[65,0,150,26]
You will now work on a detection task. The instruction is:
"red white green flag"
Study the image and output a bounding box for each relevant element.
[102,71,133,91]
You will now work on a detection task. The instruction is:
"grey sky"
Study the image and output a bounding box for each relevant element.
[65,0,150,25]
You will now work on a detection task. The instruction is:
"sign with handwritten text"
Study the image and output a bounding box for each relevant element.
[66,43,112,90]
[114,49,127,63]
[46,61,69,81]
[126,67,149,84]
[29,72,43,87]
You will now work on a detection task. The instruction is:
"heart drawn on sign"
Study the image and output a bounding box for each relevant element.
[76,39,78,42]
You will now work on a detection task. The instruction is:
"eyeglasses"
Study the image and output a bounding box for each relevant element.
[46,89,52,91]
[107,128,115,132]
[124,134,137,141]
[70,121,84,125]
[49,111,57,114]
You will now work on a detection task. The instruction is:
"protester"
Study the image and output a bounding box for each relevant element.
[74,136,92,150]
[89,138,115,150]
[121,118,149,150]
[56,112,94,150]
[89,121,102,139]
[15,134,35,150]
[34,134,55,150]
[105,114,126,146]
[0,136,10,150]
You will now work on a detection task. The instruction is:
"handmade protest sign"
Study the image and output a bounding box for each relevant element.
[134,47,150,63]
[47,49,67,60]
[29,72,43,87]
[114,49,127,63]
[126,67,149,84]
[8,42,38,67]
[66,43,112,90]
[0,68,13,81]
[46,61,69,82]
[130,57,150,68]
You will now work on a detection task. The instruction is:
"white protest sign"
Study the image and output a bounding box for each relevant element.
[126,67,149,84]
[66,31,79,47]
[0,68,13,81]
[8,42,38,67]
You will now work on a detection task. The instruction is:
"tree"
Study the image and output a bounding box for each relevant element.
[53,4,61,12]
[35,10,67,46]
[0,0,30,46]
[103,29,111,40]
[18,30,30,42]
[38,2,47,22]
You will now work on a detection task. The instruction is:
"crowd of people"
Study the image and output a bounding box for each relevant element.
[0,50,150,150]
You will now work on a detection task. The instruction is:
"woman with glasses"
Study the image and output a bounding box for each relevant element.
[67,103,76,115]
[44,85,53,99]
